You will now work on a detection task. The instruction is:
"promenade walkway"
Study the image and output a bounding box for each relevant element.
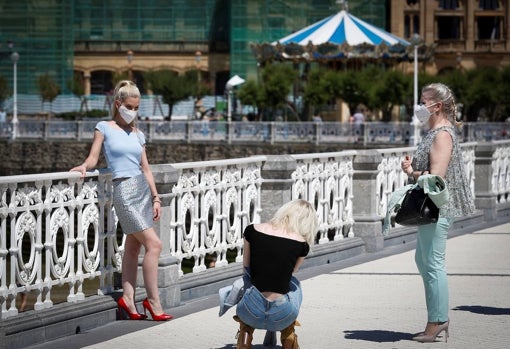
[27,221,510,349]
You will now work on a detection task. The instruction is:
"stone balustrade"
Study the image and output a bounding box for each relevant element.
[0,141,509,322]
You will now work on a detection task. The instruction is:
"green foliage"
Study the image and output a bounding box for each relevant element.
[144,70,192,119]
[337,70,369,115]
[464,67,501,121]
[300,64,510,122]
[368,69,411,121]
[0,74,10,105]
[499,66,510,120]
[237,64,297,120]
[237,80,264,113]
[260,64,297,119]
[37,73,60,105]
[67,71,85,97]
[184,69,212,99]
[303,68,329,110]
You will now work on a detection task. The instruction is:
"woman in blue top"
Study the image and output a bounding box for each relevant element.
[234,199,317,349]
[401,83,474,342]
[71,80,172,321]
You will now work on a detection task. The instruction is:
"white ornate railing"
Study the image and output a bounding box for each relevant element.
[168,157,265,275]
[0,171,119,319]
[376,148,414,218]
[1,141,509,319]
[291,151,356,243]
[492,141,510,203]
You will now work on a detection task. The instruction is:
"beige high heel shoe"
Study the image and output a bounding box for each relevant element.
[412,321,449,343]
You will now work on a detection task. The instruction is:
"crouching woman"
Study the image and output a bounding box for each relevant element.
[234,199,317,349]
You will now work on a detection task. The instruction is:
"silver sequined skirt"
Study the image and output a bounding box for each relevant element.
[112,174,153,234]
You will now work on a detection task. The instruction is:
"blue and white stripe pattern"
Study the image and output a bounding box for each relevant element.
[274,10,409,47]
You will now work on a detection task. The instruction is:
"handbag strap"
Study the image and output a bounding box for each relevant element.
[382,183,414,236]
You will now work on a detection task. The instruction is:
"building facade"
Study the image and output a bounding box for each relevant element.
[1,0,386,97]
[0,0,508,103]
[391,0,510,74]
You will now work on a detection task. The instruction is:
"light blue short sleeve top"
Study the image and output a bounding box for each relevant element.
[95,121,146,179]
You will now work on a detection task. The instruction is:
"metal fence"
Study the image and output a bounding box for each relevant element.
[1,120,509,144]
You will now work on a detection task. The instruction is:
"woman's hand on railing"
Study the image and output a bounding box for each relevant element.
[70,164,87,178]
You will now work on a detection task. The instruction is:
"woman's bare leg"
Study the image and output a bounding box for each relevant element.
[132,227,164,314]
[121,234,142,313]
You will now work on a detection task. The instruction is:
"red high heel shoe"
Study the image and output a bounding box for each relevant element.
[142,298,173,321]
[117,297,147,320]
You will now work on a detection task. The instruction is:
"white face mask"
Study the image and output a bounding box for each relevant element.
[118,104,137,124]
[414,102,439,123]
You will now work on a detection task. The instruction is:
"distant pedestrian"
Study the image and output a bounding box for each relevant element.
[0,107,6,123]
[401,83,474,342]
[351,108,365,141]
[352,109,364,124]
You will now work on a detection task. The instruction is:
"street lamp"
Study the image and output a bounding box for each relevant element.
[126,50,133,81]
[410,34,423,146]
[194,51,202,118]
[195,50,202,84]
[11,51,19,140]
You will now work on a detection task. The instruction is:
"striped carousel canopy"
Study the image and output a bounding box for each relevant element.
[274,10,410,47]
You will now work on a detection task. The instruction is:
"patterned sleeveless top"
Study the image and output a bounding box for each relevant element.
[411,126,475,218]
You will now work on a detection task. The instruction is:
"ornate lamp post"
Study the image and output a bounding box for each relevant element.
[410,34,423,146]
[195,50,202,88]
[11,51,19,140]
[194,51,202,118]
[127,50,133,81]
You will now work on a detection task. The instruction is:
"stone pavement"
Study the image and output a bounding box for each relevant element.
[27,222,510,349]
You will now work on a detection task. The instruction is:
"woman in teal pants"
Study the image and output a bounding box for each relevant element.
[401,83,474,342]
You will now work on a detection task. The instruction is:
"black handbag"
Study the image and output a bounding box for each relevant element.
[394,186,439,226]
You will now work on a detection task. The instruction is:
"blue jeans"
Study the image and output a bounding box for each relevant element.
[415,217,453,322]
[236,277,302,332]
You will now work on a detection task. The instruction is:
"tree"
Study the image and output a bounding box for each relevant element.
[337,70,368,117]
[364,68,410,122]
[302,68,330,118]
[37,73,60,115]
[0,74,9,107]
[67,71,88,115]
[464,67,500,121]
[237,80,264,118]
[144,70,192,120]
[184,69,212,101]
[260,64,297,120]
[499,66,510,121]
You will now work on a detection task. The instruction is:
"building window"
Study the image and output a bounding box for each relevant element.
[437,16,461,39]
[404,13,420,38]
[406,0,418,5]
[439,0,459,9]
[479,0,499,10]
[477,17,501,39]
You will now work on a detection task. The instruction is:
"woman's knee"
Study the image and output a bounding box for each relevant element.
[124,237,142,257]
[145,234,162,254]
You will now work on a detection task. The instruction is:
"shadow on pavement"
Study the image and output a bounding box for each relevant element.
[344,329,414,342]
[216,345,269,349]
[452,305,510,315]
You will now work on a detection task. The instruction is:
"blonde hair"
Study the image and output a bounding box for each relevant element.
[422,82,462,129]
[112,80,141,124]
[269,199,318,246]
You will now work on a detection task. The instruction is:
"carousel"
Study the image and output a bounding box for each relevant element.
[251,8,434,67]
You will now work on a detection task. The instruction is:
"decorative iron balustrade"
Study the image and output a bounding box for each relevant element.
[0,141,509,319]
